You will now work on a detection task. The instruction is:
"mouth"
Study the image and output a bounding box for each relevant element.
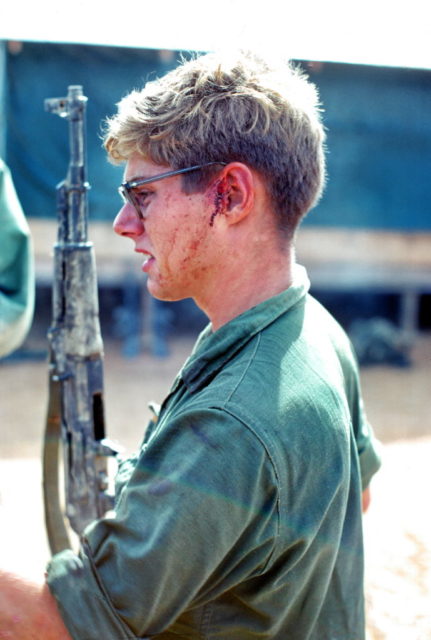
[139,250,155,273]
[134,245,156,273]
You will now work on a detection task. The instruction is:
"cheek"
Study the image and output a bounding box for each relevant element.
[152,195,207,265]
[180,225,210,266]
[157,186,222,277]
[179,206,215,272]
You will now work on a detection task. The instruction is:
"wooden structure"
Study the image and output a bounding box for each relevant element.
[30,219,431,340]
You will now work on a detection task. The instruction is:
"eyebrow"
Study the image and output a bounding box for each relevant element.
[123,167,175,184]
[124,175,151,184]
[123,171,175,186]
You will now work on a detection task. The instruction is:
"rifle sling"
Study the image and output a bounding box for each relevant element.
[43,372,72,555]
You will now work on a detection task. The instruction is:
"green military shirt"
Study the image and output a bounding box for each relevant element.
[0,158,34,357]
[48,265,381,639]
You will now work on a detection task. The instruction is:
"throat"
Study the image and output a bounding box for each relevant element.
[203,258,294,332]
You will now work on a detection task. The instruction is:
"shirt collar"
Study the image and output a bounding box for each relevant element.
[179,265,310,393]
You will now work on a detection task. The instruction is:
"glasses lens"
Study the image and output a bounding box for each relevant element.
[119,185,143,220]
[118,186,128,204]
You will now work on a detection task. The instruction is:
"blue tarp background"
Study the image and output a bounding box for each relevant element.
[4,42,431,230]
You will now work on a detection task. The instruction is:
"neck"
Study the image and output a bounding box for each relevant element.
[199,242,295,332]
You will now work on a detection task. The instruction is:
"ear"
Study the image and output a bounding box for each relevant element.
[211,162,255,227]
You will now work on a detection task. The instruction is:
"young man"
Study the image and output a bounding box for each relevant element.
[0,50,380,639]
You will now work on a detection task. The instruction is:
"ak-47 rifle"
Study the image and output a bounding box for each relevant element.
[42,85,118,555]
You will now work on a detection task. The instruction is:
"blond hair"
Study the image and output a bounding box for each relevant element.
[104,50,326,236]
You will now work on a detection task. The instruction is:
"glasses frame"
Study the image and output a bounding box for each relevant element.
[119,162,227,220]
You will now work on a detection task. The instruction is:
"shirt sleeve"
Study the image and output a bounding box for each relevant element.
[342,342,382,489]
[47,407,279,639]
[0,158,34,357]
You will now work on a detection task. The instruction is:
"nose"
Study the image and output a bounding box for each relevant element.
[113,203,144,238]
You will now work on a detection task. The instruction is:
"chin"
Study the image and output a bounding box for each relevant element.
[146,280,186,303]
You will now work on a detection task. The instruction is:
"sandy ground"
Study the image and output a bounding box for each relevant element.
[0,332,430,639]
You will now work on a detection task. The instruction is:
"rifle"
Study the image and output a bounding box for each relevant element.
[42,85,119,555]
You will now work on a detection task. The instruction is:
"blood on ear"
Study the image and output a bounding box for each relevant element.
[209,178,230,227]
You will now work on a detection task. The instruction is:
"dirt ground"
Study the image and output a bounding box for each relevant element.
[0,331,430,639]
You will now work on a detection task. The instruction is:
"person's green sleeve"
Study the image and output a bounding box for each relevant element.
[344,343,382,489]
[47,408,278,639]
[0,158,34,357]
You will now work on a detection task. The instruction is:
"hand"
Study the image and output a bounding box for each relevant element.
[0,570,71,640]
[362,486,371,513]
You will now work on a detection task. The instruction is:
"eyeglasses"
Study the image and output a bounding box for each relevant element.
[118,161,227,220]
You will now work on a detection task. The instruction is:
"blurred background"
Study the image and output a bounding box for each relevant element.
[0,1,430,637]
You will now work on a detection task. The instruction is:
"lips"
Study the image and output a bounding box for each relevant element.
[134,247,155,272]
[141,252,155,273]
